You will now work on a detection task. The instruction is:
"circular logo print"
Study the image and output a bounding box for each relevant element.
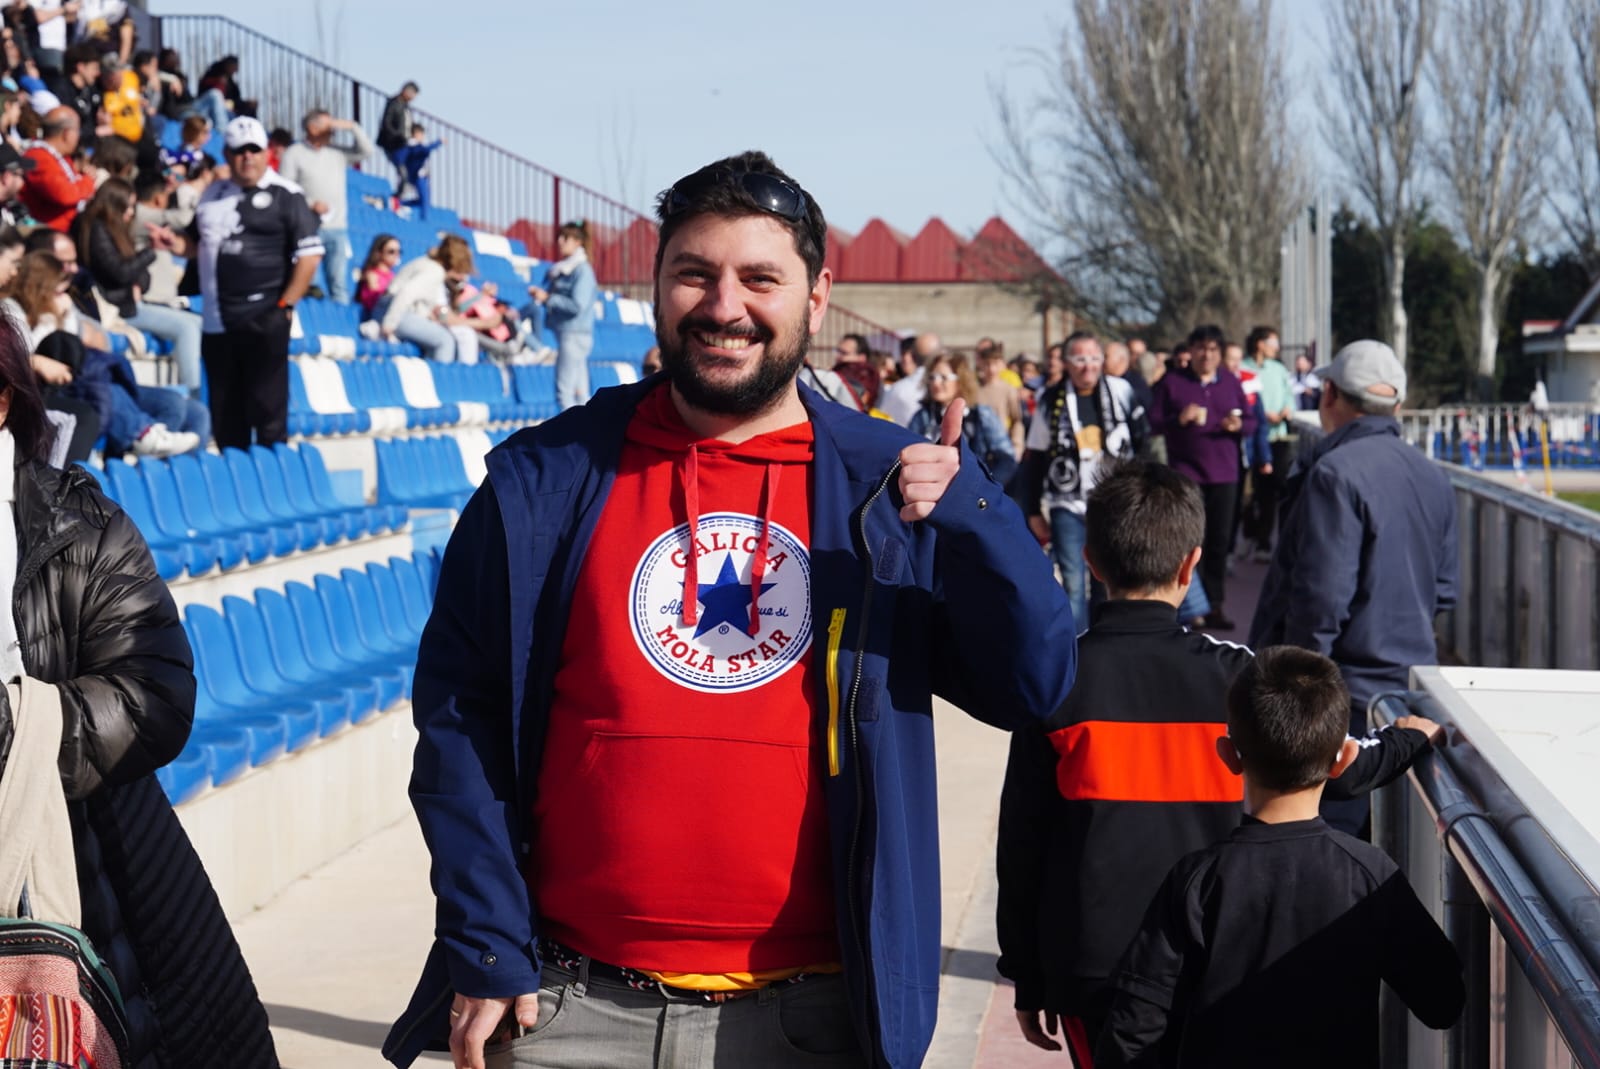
[251,190,273,210]
[629,512,812,693]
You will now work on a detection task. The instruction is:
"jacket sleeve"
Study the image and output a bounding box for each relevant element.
[1279,465,1362,656]
[380,99,407,147]
[1378,870,1465,1028]
[25,159,95,212]
[1095,865,1197,1068]
[339,123,374,161]
[1235,382,1259,440]
[1323,726,1430,800]
[925,443,1077,728]
[544,263,597,321]
[1435,491,1459,615]
[86,223,157,291]
[55,506,195,800]
[409,482,542,999]
[995,725,1059,1011]
[1148,378,1178,433]
[381,262,439,332]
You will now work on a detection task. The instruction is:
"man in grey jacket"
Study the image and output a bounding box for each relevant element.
[1249,339,1457,834]
[277,108,372,304]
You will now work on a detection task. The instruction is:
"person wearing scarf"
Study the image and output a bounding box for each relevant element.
[527,219,598,411]
[1020,331,1148,626]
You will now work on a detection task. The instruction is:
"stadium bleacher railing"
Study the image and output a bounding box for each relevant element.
[152,14,897,352]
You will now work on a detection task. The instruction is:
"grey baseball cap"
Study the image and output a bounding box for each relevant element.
[1325,339,1406,408]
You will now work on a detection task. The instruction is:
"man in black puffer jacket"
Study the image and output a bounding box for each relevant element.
[0,321,279,1069]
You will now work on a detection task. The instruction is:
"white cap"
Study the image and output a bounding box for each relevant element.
[223,115,269,152]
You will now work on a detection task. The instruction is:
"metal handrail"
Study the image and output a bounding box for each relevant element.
[1371,692,1600,1068]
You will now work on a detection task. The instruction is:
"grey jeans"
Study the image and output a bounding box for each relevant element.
[485,959,866,1069]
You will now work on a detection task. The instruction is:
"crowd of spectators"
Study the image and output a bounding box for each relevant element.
[861,323,1329,633]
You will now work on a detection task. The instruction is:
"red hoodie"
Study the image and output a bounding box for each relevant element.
[531,384,837,974]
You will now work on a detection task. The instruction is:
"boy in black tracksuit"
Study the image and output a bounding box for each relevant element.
[996,460,1438,1064]
[1095,647,1464,1067]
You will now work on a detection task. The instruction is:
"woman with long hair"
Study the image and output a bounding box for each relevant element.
[527,219,597,409]
[4,250,204,458]
[356,233,400,321]
[76,178,204,393]
[0,316,280,1068]
[375,233,478,363]
[908,353,1017,484]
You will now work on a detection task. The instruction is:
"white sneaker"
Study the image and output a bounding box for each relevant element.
[132,423,201,457]
[359,320,382,341]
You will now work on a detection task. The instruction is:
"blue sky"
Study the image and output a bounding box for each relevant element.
[152,0,1327,241]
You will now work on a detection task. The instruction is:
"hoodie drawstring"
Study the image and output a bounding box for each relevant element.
[749,463,778,636]
[681,445,700,627]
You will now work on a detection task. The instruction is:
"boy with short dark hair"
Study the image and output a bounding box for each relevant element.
[997,460,1438,1065]
[1095,646,1465,1068]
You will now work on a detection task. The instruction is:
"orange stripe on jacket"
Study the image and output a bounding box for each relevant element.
[1049,721,1242,804]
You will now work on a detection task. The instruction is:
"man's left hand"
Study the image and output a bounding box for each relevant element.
[898,399,964,522]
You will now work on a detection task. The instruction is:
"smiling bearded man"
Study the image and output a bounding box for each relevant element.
[387,150,1079,1069]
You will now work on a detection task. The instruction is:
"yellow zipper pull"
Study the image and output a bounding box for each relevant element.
[826,608,846,777]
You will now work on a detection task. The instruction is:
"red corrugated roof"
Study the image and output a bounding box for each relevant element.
[840,219,909,282]
[823,224,854,279]
[961,217,1051,282]
[901,218,963,283]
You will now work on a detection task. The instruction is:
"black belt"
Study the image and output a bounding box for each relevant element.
[536,937,823,1004]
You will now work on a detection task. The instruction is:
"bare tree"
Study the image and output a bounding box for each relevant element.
[1319,0,1435,373]
[993,0,1301,339]
[1553,0,1600,271]
[1431,0,1558,394]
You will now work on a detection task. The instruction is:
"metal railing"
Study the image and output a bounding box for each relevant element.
[1371,687,1600,1069]
[152,14,899,347]
[1398,403,1600,470]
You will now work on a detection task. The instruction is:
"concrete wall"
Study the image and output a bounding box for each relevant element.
[831,282,1073,360]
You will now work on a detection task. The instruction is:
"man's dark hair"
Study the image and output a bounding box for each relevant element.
[653,151,826,286]
[132,50,155,71]
[65,41,101,76]
[1046,342,1064,361]
[401,80,420,94]
[1188,323,1227,350]
[25,227,66,255]
[1226,646,1351,791]
[1245,325,1278,358]
[269,127,294,148]
[0,225,22,254]
[840,332,870,356]
[1063,329,1099,352]
[899,335,917,358]
[1084,459,1205,593]
[134,172,166,203]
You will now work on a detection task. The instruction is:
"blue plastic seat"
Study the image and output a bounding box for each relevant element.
[283,581,405,711]
[186,605,320,754]
[198,451,301,558]
[299,442,407,532]
[182,617,288,768]
[104,459,218,576]
[155,746,211,805]
[167,454,273,564]
[219,594,352,738]
[344,566,418,661]
[225,448,324,550]
[183,726,252,787]
[388,555,435,636]
[140,459,244,572]
[415,548,442,596]
[265,443,368,540]
[251,589,382,724]
[309,575,413,697]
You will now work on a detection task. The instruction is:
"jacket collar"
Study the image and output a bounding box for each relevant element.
[1087,598,1184,633]
[1308,414,1400,465]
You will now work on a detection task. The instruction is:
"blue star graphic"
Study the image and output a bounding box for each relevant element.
[693,553,775,639]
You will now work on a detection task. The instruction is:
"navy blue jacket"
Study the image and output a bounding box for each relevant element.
[1248,416,1457,706]
[383,378,1078,1068]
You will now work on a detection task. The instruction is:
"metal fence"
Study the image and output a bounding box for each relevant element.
[1371,684,1600,1069]
[152,14,901,347]
[1398,403,1600,470]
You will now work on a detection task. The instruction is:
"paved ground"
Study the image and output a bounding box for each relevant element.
[234,559,1272,1069]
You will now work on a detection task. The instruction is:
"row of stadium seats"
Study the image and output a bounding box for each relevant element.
[96,444,407,578]
[159,552,440,805]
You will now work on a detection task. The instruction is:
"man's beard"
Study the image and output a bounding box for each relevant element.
[658,309,810,417]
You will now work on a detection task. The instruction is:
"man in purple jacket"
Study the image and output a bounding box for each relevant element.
[1149,324,1256,628]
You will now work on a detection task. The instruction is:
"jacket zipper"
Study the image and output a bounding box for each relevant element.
[825,608,846,777]
[845,461,898,1058]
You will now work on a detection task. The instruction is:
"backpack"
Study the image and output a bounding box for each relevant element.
[0,679,129,1068]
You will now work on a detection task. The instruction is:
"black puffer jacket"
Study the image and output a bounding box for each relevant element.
[82,220,157,321]
[0,459,279,1069]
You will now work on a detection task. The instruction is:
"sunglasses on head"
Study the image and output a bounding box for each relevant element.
[665,169,809,223]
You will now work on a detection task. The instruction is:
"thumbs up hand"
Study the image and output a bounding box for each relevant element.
[897,399,965,522]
